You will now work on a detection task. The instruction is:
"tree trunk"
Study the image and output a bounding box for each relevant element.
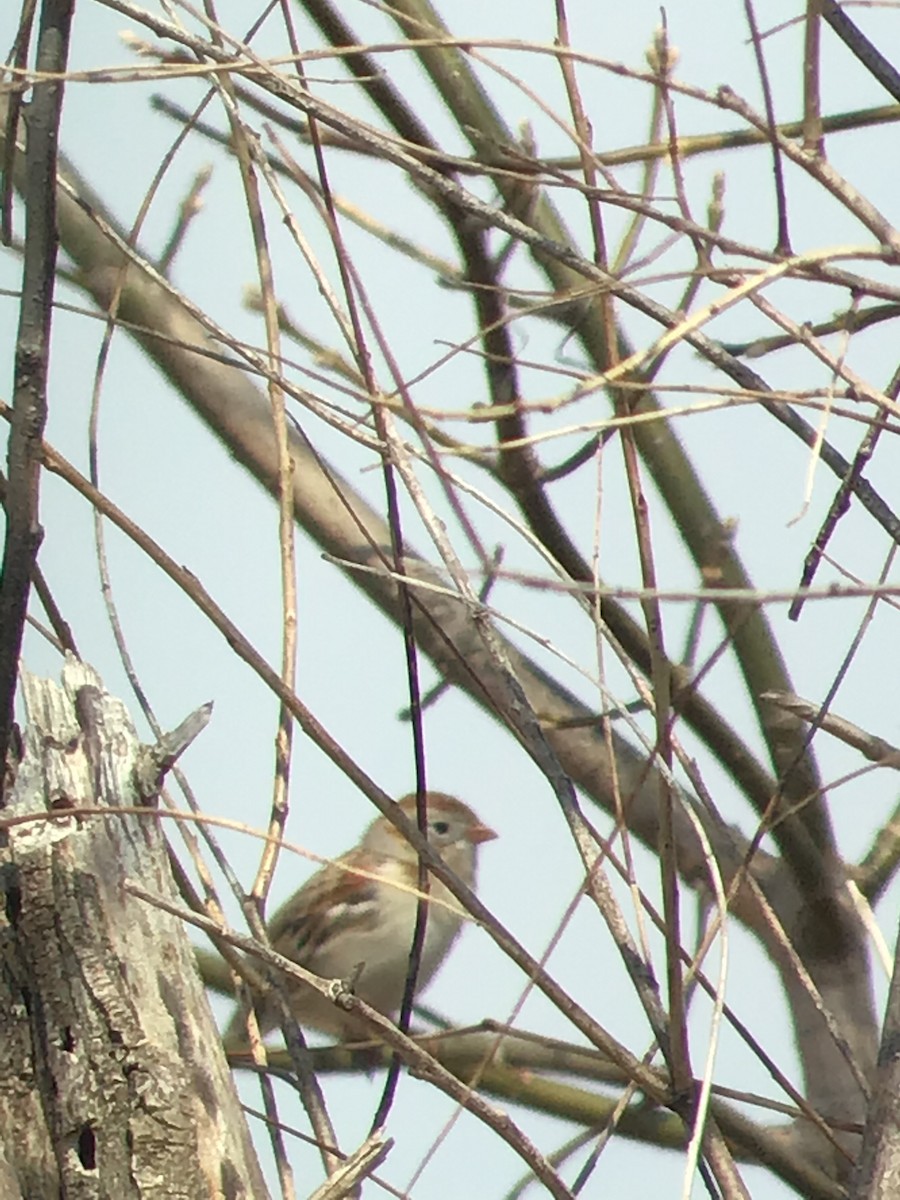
[0,658,266,1199]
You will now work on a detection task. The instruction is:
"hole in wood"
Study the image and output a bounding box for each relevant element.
[77,1125,96,1170]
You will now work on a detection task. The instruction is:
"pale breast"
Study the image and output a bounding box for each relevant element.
[307,858,466,1015]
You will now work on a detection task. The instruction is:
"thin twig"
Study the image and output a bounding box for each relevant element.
[790,363,900,620]
[820,0,900,104]
[762,692,900,769]
[0,0,73,789]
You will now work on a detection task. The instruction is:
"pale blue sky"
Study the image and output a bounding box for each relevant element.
[2,2,897,1196]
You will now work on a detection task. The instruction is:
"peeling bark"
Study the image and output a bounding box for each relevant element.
[0,659,266,1199]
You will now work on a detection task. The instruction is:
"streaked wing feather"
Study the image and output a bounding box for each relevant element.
[268,854,382,962]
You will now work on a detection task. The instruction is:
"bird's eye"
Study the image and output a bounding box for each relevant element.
[432,820,450,836]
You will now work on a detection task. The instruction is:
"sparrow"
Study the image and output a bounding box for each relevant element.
[229,791,496,1041]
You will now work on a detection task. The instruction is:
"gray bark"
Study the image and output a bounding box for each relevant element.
[0,659,267,1200]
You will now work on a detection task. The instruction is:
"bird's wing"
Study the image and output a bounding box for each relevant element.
[266,851,385,963]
